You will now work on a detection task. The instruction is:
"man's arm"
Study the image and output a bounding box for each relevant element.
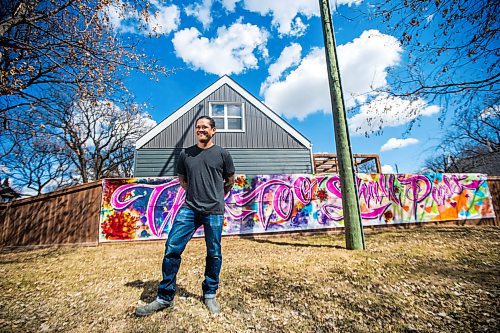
[178,174,187,191]
[223,174,235,194]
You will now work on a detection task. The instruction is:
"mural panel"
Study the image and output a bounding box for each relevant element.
[99,174,495,242]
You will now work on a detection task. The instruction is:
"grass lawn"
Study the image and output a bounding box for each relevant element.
[0,226,498,333]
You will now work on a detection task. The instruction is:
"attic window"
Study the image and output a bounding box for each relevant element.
[209,102,245,132]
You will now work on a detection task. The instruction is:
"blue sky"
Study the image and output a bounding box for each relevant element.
[107,0,451,173]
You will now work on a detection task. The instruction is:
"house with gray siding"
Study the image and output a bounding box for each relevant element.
[134,75,313,177]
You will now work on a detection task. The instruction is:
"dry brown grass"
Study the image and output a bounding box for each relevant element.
[0,226,499,333]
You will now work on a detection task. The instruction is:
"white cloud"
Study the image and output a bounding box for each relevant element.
[338,29,402,107]
[172,23,268,75]
[221,0,239,11]
[261,29,440,132]
[262,30,402,119]
[104,1,139,34]
[103,1,180,35]
[260,43,302,94]
[349,95,440,135]
[241,0,362,36]
[289,17,308,37]
[480,105,499,120]
[242,0,316,36]
[381,164,395,173]
[185,0,214,30]
[380,138,419,152]
[148,2,181,34]
[262,47,328,120]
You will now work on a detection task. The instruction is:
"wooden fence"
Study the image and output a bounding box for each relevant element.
[0,181,102,248]
[488,176,500,226]
[0,177,498,249]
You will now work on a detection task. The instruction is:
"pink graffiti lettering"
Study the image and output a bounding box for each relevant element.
[231,175,394,227]
[398,175,432,219]
[387,175,402,207]
[357,175,388,208]
[232,179,293,230]
[293,176,326,205]
[110,180,185,237]
[103,173,489,241]
[321,204,344,221]
[321,202,391,221]
[432,175,484,205]
[325,176,342,198]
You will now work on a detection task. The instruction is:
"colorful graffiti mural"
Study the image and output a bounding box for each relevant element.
[99,174,496,242]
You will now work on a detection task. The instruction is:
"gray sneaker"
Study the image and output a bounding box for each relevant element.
[135,299,174,316]
[203,297,221,314]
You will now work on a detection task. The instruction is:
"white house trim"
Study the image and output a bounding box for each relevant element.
[135,75,312,149]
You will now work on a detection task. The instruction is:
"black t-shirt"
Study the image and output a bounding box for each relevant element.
[177,144,235,214]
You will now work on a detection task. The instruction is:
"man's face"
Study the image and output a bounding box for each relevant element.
[195,118,216,144]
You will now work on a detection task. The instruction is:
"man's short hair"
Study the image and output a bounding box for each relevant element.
[196,115,216,128]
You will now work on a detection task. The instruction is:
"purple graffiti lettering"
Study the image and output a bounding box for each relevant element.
[443,174,465,192]
[110,183,148,210]
[362,203,392,220]
[461,179,484,190]
[387,175,402,207]
[110,180,185,237]
[102,173,491,242]
[444,174,483,192]
[273,185,293,220]
[431,184,450,206]
[321,202,391,222]
[377,174,389,198]
[357,177,387,208]
[399,175,432,219]
[293,176,326,205]
[321,204,344,221]
[432,175,484,205]
[225,206,255,220]
[232,179,292,229]
[149,184,185,237]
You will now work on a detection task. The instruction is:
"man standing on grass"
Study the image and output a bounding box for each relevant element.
[136,115,235,316]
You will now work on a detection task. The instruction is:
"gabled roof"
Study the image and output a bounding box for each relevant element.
[135,75,312,149]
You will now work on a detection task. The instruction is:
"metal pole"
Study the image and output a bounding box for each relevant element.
[318,0,365,250]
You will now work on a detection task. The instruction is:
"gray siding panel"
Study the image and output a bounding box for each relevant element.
[142,84,306,149]
[134,148,312,177]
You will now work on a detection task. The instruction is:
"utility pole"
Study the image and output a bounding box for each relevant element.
[318,0,365,250]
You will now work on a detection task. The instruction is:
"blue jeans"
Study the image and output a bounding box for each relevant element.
[157,207,223,302]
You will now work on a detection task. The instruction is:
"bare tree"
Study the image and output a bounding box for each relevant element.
[2,129,76,194]
[0,0,166,123]
[1,88,155,192]
[42,89,155,182]
[0,0,167,194]
[356,159,378,173]
[423,104,500,174]
[368,0,498,112]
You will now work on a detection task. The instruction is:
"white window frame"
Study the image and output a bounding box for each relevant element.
[209,102,245,132]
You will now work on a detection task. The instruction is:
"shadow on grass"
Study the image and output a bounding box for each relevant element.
[0,247,62,264]
[244,237,344,249]
[125,280,200,303]
[223,266,406,332]
[408,257,499,288]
